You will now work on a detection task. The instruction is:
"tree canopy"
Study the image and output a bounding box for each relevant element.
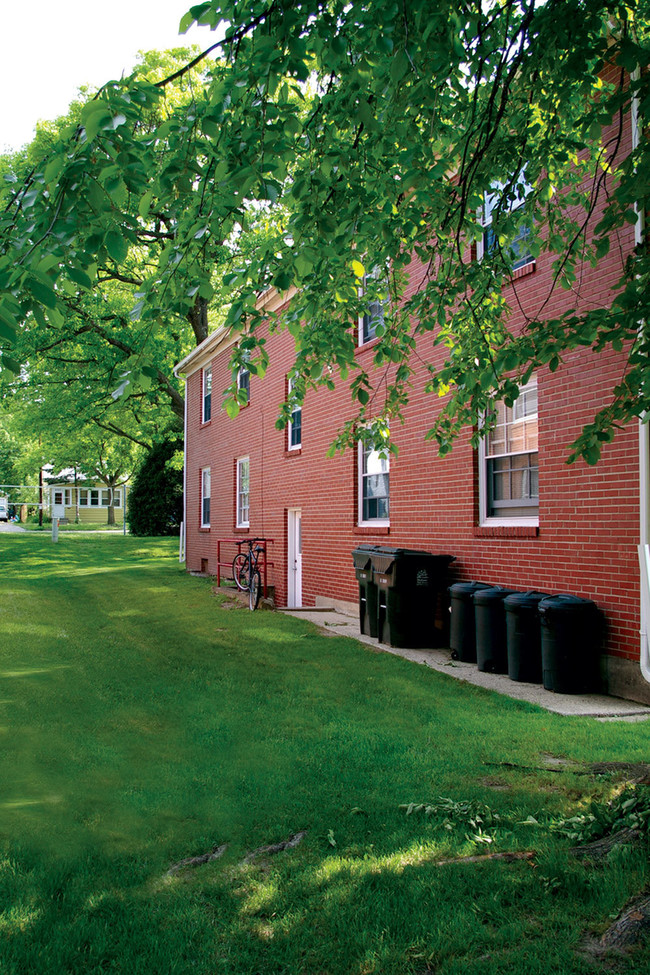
[1,0,649,463]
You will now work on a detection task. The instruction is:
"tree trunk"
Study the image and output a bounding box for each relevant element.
[187,294,209,345]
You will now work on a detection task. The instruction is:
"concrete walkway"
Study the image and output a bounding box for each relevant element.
[280,607,650,721]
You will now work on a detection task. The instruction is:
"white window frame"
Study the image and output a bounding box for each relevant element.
[478,377,539,528]
[237,365,250,399]
[477,171,534,271]
[358,266,386,346]
[236,457,250,528]
[78,489,88,506]
[201,468,211,528]
[358,441,390,526]
[287,377,302,450]
[236,347,251,405]
[202,365,212,423]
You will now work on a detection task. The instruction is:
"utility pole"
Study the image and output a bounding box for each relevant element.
[38,467,43,527]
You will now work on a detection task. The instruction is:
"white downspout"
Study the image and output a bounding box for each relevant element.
[181,376,188,563]
[632,65,650,683]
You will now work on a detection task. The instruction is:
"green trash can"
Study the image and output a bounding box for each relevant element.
[504,591,548,683]
[474,586,518,673]
[352,545,380,638]
[539,594,601,693]
[372,548,456,649]
[449,581,494,663]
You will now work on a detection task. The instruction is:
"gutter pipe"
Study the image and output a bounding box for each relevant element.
[632,65,650,683]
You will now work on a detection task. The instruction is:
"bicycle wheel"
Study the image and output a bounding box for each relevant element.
[232,553,250,591]
[249,569,261,611]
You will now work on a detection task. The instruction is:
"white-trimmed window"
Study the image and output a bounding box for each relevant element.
[236,457,250,527]
[55,488,73,507]
[287,377,302,450]
[478,171,534,271]
[201,468,211,527]
[202,365,212,423]
[358,442,390,525]
[359,266,386,345]
[77,488,121,508]
[479,377,539,525]
[237,356,250,404]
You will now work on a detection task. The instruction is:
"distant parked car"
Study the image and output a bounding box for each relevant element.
[0,498,8,522]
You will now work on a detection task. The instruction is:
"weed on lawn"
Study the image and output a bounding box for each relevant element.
[0,534,649,974]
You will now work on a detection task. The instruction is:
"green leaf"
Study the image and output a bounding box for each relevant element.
[105,230,129,264]
[46,304,64,328]
[0,352,21,374]
[224,398,240,419]
[0,319,17,342]
[0,304,18,340]
[138,189,154,219]
[26,276,58,309]
[198,281,214,301]
[357,387,370,405]
[67,266,94,291]
[274,270,293,291]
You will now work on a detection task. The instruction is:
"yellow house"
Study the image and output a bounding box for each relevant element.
[49,482,127,525]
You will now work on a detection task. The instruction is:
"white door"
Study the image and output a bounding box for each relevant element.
[287,509,302,608]
[52,489,65,520]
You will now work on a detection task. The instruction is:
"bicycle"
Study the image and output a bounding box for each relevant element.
[232,538,265,610]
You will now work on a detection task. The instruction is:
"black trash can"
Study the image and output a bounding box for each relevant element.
[539,594,601,693]
[474,587,518,673]
[352,545,380,638]
[449,582,494,663]
[372,548,456,649]
[504,591,548,683]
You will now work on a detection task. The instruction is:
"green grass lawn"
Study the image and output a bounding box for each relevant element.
[0,534,648,974]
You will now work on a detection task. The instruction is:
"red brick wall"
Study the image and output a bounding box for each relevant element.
[183,85,641,670]
[184,291,640,669]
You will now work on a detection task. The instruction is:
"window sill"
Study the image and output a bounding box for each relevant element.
[355,336,380,356]
[510,260,536,282]
[286,447,302,456]
[200,419,212,428]
[474,524,539,538]
[198,526,211,533]
[233,526,250,534]
[355,525,390,535]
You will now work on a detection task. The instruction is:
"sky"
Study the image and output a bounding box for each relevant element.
[0,0,216,153]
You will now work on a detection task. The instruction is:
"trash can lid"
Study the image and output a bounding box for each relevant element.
[370,547,437,572]
[352,544,378,569]
[503,590,549,611]
[473,586,519,606]
[538,593,598,617]
[449,581,495,596]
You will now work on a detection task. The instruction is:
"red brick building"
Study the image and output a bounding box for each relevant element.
[175,94,650,705]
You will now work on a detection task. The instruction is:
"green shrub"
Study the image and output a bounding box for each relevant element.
[127,440,183,536]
